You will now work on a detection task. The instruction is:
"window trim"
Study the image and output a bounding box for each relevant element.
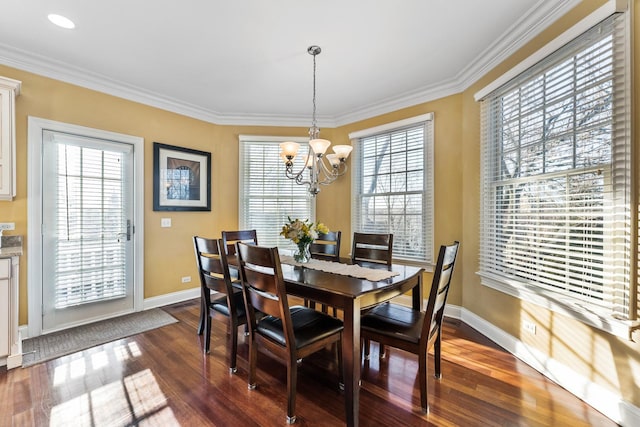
[475,4,638,339]
[349,113,434,268]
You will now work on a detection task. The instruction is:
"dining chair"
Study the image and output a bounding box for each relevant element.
[361,241,459,413]
[221,229,258,256]
[308,231,342,314]
[193,236,247,373]
[310,230,342,261]
[236,241,344,424]
[351,232,393,267]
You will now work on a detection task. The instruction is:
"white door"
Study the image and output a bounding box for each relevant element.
[41,130,135,332]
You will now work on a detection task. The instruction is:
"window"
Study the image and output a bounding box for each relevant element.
[478,13,634,331]
[350,114,434,265]
[239,135,314,249]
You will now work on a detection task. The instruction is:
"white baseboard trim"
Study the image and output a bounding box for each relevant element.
[142,287,199,310]
[394,295,639,426]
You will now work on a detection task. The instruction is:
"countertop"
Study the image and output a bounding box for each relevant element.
[0,235,22,257]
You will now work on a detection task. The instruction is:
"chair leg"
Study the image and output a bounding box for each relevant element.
[434,334,442,379]
[197,297,205,335]
[286,358,298,424]
[229,321,238,373]
[419,350,429,414]
[379,344,386,359]
[204,315,212,354]
[337,338,344,391]
[247,336,257,390]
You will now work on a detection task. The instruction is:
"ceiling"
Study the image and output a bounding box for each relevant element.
[0,1,578,127]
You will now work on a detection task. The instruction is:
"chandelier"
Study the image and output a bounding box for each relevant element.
[280,45,353,196]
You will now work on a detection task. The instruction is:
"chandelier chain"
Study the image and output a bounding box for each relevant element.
[312,49,317,131]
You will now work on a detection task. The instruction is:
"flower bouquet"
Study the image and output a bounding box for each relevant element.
[280,217,329,263]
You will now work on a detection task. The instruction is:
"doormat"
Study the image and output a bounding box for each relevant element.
[21,308,178,367]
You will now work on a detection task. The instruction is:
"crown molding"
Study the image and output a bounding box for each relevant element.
[0,0,581,128]
[457,0,582,91]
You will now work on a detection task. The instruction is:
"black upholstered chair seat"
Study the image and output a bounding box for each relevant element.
[361,303,424,344]
[257,306,344,348]
[211,290,246,318]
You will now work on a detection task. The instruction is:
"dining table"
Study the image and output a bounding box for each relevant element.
[278,258,424,427]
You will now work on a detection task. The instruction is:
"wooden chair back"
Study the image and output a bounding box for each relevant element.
[351,232,393,266]
[193,236,234,306]
[221,229,258,256]
[235,242,294,344]
[310,231,341,261]
[422,241,459,347]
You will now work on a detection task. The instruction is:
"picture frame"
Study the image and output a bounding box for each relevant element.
[153,142,211,211]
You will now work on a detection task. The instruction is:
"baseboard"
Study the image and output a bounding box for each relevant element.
[393,295,639,426]
[142,287,200,310]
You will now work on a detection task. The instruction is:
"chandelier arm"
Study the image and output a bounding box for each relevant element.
[284,164,312,186]
[316,157,339,184]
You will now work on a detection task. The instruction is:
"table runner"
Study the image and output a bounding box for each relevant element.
[280,255,399,282]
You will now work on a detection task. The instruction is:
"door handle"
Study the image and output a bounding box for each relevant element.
[116,220,132,242]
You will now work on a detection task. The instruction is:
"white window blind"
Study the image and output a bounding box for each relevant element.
[351,116,434,264]
[479,13,632,319]
[239,136,315,249]
[48,137,129,309]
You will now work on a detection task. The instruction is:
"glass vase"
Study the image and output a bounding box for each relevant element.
[294,241,312,263]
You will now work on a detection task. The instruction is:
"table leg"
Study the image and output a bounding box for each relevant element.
[342,300,360,427]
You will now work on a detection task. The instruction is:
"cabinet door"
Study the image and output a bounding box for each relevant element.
[0,87,12,199]
[0,77,19,201]
[0,276,8,357]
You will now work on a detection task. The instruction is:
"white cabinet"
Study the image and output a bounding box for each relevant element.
[0,77,21,201]
[0,255,20,368]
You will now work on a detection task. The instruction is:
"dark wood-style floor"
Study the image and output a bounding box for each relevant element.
[1,298,617,426]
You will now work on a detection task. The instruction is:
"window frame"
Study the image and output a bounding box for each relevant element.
[475,5,637,339]
[349,113,434,267]
[238,135,315,251]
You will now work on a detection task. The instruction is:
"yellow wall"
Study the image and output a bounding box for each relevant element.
[1,0,639,412]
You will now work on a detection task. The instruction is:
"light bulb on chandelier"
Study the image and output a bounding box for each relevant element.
[280,45,353,196]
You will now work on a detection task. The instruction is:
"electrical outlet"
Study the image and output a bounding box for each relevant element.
[161,218,171,227]
[523,320,537,335]
[181,276,191,283]
[0,222,15,231]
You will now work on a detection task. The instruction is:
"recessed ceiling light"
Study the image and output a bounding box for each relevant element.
[48,14,75,29]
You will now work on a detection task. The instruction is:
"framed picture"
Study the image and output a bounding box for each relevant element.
[153,142,211,211]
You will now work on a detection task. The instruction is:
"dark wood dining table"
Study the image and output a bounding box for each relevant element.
[278,260,424,427]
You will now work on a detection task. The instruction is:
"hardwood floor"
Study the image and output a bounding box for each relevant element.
[0,298,617,426]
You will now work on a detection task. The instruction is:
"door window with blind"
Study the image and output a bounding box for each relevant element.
[478,13,633,331]
[40,130,135,332]
[239,136,315,250]
[350,114,434,265]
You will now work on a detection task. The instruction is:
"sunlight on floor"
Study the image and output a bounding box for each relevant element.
[49,340,177,426]
[50,368,176,426]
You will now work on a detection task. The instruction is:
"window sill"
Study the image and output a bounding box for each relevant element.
[477,271,639,340]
